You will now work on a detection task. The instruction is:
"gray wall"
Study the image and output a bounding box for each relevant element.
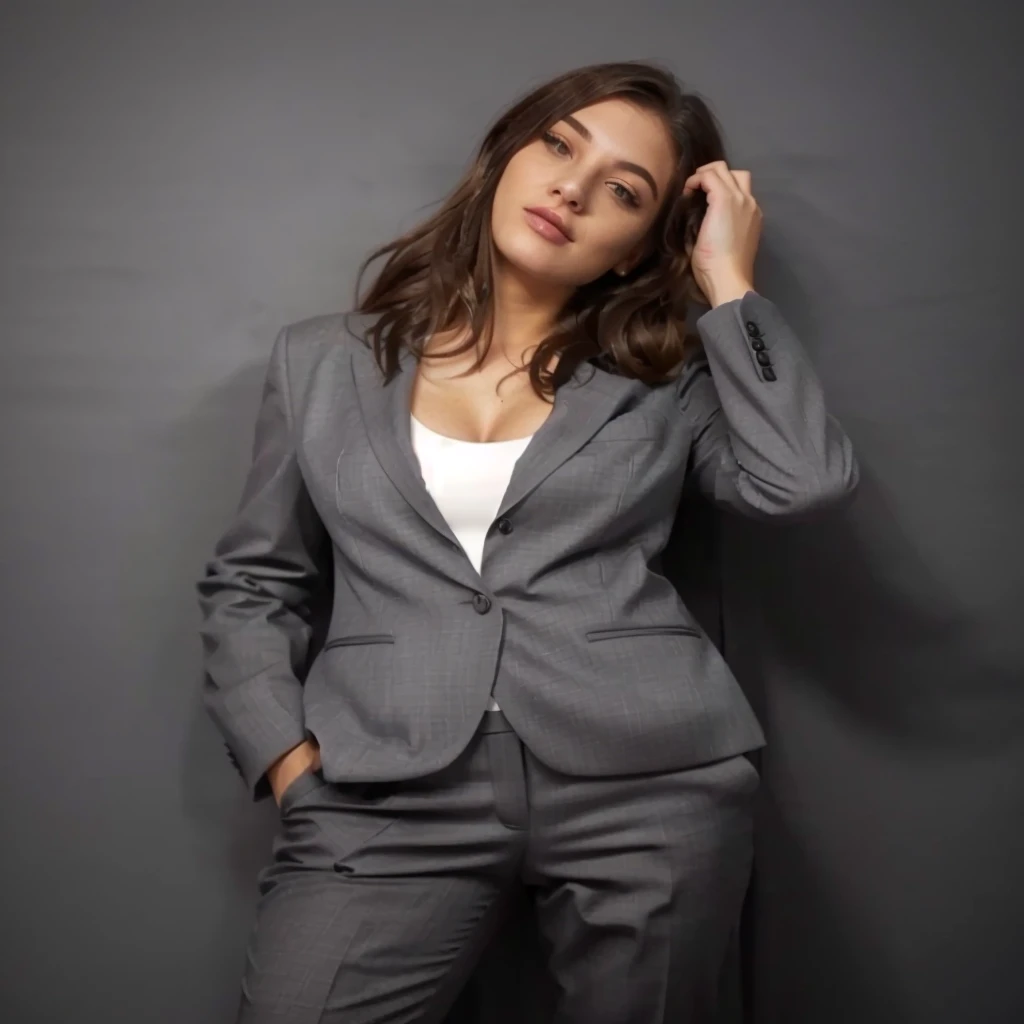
[2,2,1021,1022]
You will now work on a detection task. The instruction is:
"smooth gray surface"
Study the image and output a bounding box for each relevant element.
[1,2,1021,1023]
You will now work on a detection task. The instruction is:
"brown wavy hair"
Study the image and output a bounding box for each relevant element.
[346,60,728,398]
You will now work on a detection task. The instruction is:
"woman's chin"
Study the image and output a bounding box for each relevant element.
[494,240,579,288]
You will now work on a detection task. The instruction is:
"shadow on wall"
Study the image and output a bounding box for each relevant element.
[724,454,1023,1023]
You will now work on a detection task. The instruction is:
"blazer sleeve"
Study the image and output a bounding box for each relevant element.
[678,290,860,520]
[195,324,331,802]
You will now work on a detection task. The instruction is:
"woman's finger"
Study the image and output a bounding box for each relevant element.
[683,163,750,200]
[681,168,706,197]
[730,169,753,196]
[682,165,720,197]
[704,163,744,202]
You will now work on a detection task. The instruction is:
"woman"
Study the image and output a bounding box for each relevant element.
[197,60,858,1023]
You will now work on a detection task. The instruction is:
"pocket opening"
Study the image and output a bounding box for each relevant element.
[585,624,701,642]
[323,633,396,650]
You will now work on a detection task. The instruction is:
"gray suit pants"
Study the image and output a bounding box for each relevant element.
[236,710,759,1023]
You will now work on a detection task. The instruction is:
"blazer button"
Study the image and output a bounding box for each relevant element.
[756,350,772,366]
[496,517,514,535]
[745,320,762,337]
[762,366,777,381]
[472,593,492,614]
[750,337,766,351]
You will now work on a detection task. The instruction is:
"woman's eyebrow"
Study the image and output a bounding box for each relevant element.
[561,114,660,200]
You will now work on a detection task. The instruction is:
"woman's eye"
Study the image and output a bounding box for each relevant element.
[542,130,569,155]
[611,182,640,207]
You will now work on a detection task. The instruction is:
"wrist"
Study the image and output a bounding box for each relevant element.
[268,741,316,783]
[705,276,754,308]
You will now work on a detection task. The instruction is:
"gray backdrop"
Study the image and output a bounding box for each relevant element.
[2,2,1021,1022]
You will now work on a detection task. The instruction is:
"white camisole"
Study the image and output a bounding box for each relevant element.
[409,414,535,711]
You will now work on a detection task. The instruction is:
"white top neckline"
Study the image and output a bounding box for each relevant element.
[411,415,535,446]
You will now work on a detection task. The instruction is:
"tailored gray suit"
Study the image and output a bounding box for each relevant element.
[196,290,859,1022]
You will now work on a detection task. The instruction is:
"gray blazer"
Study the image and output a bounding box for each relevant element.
[196,290,859,802]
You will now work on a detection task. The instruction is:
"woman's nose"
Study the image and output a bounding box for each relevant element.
[552,178,584,208]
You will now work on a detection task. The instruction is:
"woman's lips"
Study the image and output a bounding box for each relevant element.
[523,207,571,245]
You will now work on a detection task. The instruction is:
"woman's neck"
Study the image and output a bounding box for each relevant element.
[484,259,572,366]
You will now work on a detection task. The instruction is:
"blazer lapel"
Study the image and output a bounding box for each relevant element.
[494,363,634,520]
[351,340,634,545]
[352,342,462,547]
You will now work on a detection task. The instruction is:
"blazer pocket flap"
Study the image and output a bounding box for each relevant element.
[585,624,701,641]
[323,633,396,649]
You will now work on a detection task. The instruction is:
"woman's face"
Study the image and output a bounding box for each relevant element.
[490,96,677,290]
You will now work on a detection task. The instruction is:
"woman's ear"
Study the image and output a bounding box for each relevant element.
[614,232,663,276]
[614,242,647,277]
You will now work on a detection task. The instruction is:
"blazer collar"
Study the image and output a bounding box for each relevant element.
[350,337,635,549]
